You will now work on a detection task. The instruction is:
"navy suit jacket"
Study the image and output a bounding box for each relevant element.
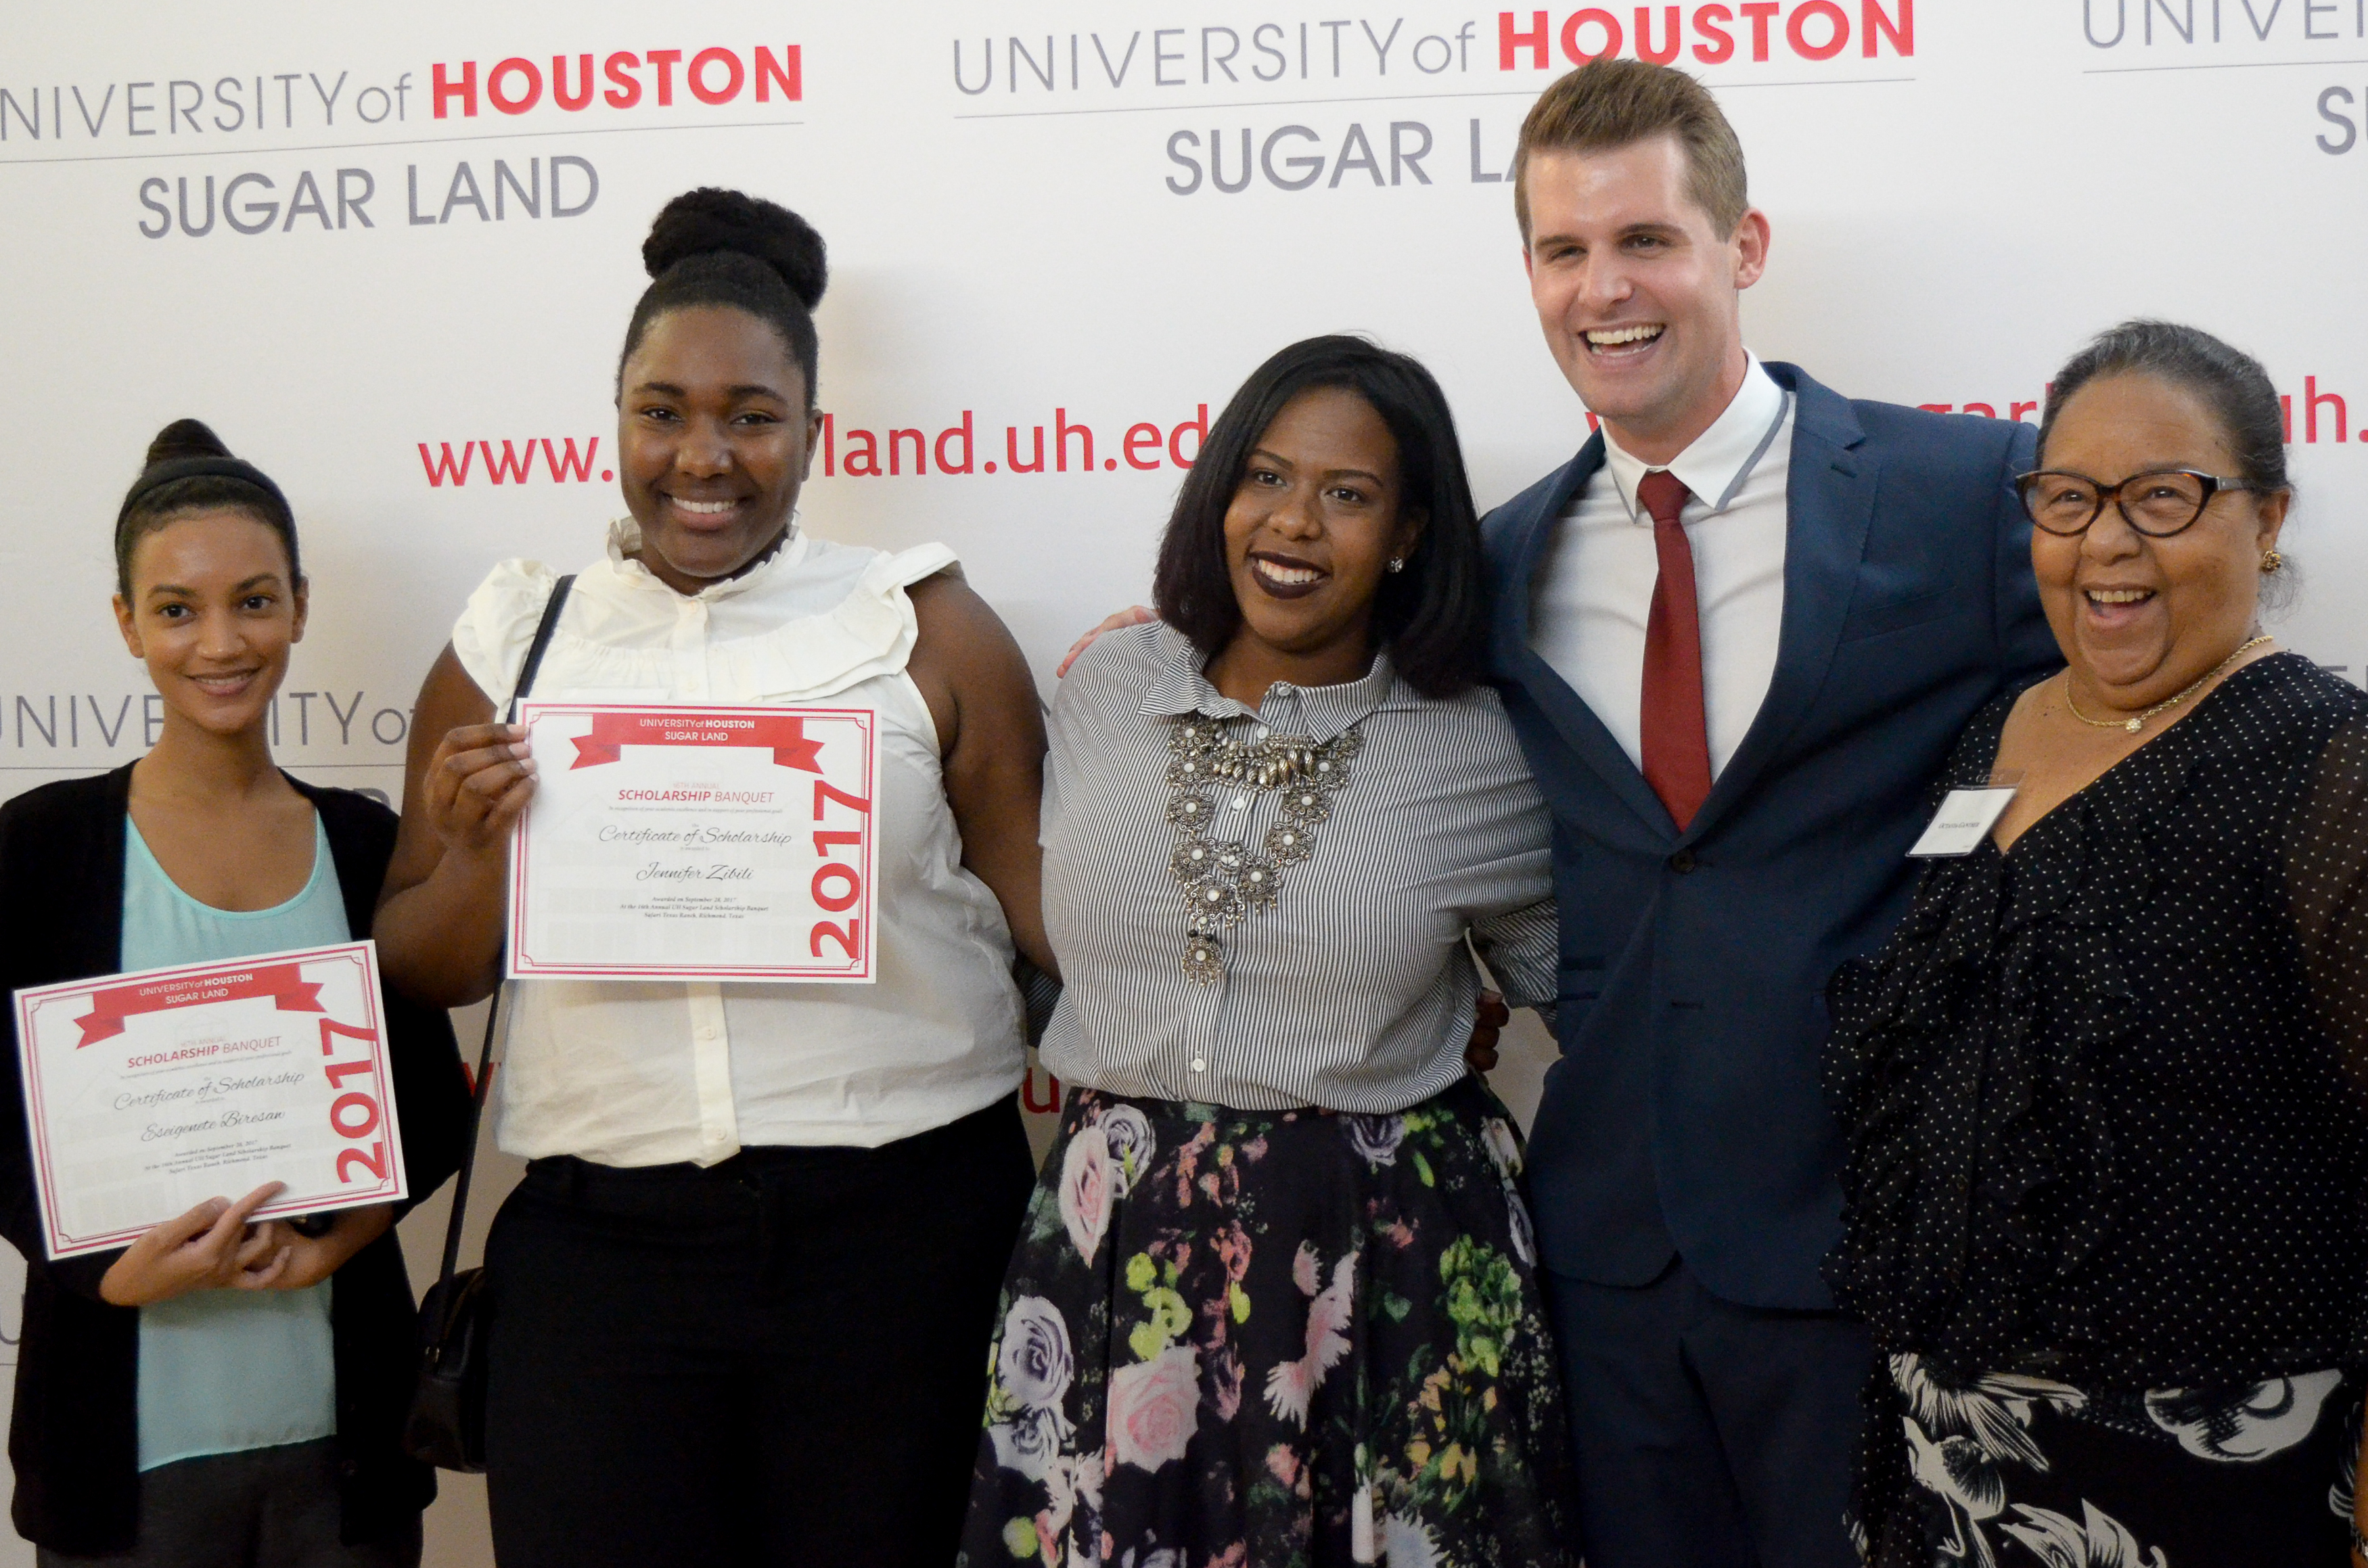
[1482,362,2061,1310]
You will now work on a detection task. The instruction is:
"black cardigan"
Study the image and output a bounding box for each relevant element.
[0,765,472,1553]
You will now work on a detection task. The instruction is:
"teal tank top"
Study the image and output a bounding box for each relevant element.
[120,813,346,1472]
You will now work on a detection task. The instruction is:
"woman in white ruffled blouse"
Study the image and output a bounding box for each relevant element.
[374,189,1054,1567]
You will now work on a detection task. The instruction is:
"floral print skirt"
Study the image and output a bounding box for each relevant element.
[1863,1352,2365,1567]
[957,1076,1574,1568]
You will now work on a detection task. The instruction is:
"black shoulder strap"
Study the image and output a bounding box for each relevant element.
[507,572,576,722]
[433,572,576,1289]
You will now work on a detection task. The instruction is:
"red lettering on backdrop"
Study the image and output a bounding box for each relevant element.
[1692,4,1737,62]
[552,55,595,111]
[1169,405,1208,467]
[1863,0,1913,56]
[1501,11,1553,68]
[1562,9,1624,62]
[604,52,642,108]
[432,61,476,118]
[936,412,975,474]
[78,964,325,1046]
[688,47,744,105]
[1636,7,1683,62]
[487,57,542,114]
[1788,0,1850,60]
[754,46,801,101]
[568,712,825,771]
[645,49,684,106]
[1740,1,1779,58]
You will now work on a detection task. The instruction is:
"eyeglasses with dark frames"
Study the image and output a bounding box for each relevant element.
[2013,467,2269,539]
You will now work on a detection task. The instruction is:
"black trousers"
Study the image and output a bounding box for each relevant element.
[1544,1256,1874,1568]
[480,1099,1036,1568]
[35,1441,418,1568]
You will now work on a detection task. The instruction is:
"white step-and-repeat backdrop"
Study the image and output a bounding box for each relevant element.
[1,2,2360,1560]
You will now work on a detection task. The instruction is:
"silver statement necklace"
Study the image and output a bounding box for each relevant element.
[1164,716,1363,985]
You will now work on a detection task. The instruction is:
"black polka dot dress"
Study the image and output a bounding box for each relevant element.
[1824,653,2368,1567]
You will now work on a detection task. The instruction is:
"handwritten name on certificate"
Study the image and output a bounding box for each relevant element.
[12,941,407,1260]
[509,702,882,984]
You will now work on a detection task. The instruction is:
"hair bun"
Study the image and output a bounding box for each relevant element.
[642,188,826,310]
[144,418,231,468]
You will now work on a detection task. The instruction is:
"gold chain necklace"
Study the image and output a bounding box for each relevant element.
[2061,635,2272,735]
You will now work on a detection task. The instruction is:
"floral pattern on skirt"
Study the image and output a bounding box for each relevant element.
[958,1076,1574,1568]
[1865,1353,2364,1568]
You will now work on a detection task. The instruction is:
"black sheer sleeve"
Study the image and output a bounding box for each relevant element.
[2284,714,2368,1108]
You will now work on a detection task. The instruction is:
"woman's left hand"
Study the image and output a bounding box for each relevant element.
[242,1205,396,1291]
[1464,990,1511,1073]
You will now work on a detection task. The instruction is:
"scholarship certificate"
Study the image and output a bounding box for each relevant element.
[508,701,881,984]
[12,940,407,1260]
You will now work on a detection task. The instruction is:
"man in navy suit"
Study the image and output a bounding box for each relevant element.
[1487,60,2059,1567]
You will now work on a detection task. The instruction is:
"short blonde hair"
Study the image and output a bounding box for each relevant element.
[1513,59,1748,241]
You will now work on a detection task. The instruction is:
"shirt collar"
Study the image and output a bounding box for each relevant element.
[1600,352,1788,523]
[603,517,811,601]
[1138,622,1398,742]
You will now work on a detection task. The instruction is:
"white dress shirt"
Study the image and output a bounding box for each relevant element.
[451,521,1026,1166]
[1528,355,1793,781]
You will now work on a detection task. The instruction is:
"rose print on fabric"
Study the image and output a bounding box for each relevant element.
[997,1297,1075,1409]
[1098,1103,1156,1195]
[1347,1114,1403,1168]
[983,1297,1078,1485]
[959,1085,1572,1568]
[1110,1346,1200,1472]
[1058,1125,1114,1264]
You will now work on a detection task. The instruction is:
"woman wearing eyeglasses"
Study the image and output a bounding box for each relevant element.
[1823,321,2368,1568]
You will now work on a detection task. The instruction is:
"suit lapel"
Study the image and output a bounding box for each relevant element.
[1495,436,1680,839]
[1684,365,1875,841]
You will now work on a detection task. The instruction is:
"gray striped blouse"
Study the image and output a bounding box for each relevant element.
[1038,622,1557,1113]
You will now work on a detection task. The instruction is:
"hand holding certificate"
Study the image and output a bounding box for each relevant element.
[507,702,882,984]
[12,940,407,1261]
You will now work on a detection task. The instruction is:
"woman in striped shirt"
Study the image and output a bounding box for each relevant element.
[960,336,1574,1568]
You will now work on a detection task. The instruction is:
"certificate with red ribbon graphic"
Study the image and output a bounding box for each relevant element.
[509,702,880,983]
[12,941,407,1260]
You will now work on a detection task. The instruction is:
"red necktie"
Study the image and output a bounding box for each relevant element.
[1637,469,1712,831]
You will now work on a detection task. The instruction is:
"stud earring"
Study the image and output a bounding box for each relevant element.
[2261,549,2285,574]
[1385,557,1405,574]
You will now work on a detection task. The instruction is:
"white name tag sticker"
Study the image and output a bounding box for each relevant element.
[1907,787,2018,858]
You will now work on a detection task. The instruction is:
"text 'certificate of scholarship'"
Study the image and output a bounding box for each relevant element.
[508,702,881,984]
[13,940,407,1260]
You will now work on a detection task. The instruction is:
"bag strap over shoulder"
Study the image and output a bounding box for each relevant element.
[431,573,575,1290]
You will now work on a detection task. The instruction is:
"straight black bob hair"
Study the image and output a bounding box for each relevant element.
[1151,336,1489,699]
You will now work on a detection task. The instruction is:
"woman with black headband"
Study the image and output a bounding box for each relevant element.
[0,421,472,1565]
[373,188,1051,1566]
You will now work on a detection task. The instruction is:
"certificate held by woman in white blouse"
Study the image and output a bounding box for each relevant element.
[507,701,882,984]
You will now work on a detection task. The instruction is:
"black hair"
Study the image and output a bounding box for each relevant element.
[2039,319,2290,496]
[114,419,300,598]
[1152,336,1489,700]
[618,187,827,406]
